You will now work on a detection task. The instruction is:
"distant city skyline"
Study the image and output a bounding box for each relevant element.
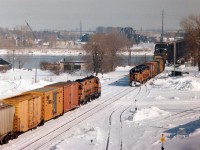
[0,0,200,31]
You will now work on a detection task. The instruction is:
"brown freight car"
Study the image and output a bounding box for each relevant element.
[2,94,42,133]
[76,76,101,105]
[0,102,15,144]
[152,59,164,73]
[144,62,158,77]
[24,87,63,122]
[45,81,79,113]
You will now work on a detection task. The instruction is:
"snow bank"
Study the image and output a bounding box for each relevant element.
[152,76,200,91]
[133,107,170,122]
[53,126,103,150]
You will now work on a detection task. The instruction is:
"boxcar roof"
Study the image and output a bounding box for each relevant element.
[45,81,73,87]
[2,94,39,103]
[27,87,60,93]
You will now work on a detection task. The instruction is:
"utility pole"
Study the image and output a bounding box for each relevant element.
[173,41,176,76]
[35,60,37,83]
[161,9,164,42]
[12,50,15,71]
[80,21,82,39]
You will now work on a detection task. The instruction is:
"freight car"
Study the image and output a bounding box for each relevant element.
[154,42,168,60]
[45,81,79,112]
[167,40,186,64]
[154,40,186,64]
[0,75,101,145]
[129,57,165,86]
[2,94,42,133]
[24,87,64,122]
[0,102,15,144]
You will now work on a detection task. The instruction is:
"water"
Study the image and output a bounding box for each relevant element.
[0,54,153,69]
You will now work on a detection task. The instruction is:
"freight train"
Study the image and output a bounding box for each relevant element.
[129,40,186,86]
[129,55,165,86]
[0,75,101,145]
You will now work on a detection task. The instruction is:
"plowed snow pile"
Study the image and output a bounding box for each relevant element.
[133,107,170,122]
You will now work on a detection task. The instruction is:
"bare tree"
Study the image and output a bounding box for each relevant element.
[181,14,200,71]
[83,32,128,75]
[83,33,105,75]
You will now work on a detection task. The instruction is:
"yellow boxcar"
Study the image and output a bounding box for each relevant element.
[2,94,42,132]
[146,62,158,77]
[24,87,63,122]
[154,58,164,73]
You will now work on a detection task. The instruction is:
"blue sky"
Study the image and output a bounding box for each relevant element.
[0,0,199,30]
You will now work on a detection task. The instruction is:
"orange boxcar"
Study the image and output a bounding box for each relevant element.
[45,81,79,113]
[2,94,42,132]
[24,87,63,122]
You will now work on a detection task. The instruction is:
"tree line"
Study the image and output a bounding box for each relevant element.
[181,14,200,71]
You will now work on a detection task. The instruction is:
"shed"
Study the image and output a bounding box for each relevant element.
[0,58,12,71]
[59,60,86,72]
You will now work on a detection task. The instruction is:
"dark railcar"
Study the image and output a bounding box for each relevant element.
[167,40,186,64]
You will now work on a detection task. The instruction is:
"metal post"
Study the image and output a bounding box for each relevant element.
[173,41,176,76]
[35,60,37,83]
[12,50,15,71]
[161,9,164,42]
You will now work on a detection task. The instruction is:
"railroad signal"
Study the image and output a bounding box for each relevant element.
[160,133,165,150]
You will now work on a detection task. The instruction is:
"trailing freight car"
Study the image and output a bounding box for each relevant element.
[154,42,168,60]
[45,81,79,112]
[167,40,186,64]
[154,40,186,64]
[0,102,15,144]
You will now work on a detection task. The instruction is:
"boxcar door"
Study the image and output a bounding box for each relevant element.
[53,91,57,115]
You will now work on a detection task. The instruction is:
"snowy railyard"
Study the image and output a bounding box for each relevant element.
[0,65,200,150]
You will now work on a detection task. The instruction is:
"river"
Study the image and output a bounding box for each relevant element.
[0,54,153,69]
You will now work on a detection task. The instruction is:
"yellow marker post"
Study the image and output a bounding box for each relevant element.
[160,133,165,150]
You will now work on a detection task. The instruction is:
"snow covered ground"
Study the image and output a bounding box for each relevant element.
[0,63,200,150]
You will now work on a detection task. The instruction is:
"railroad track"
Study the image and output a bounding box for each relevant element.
[106,110,116,150]
[5,84,136,150]
[105,84,152,150]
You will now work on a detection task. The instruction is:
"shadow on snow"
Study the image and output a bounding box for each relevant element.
[164,119,200,139]
[108,76,129,86]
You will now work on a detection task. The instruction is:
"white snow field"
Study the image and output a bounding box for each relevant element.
[0,64,200,150]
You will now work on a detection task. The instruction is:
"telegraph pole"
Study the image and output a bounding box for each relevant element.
[35,60,37,83]
[12,50,15,71]
[161,9,164,42]
[80,21,82,39]
[173,41,176,76]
